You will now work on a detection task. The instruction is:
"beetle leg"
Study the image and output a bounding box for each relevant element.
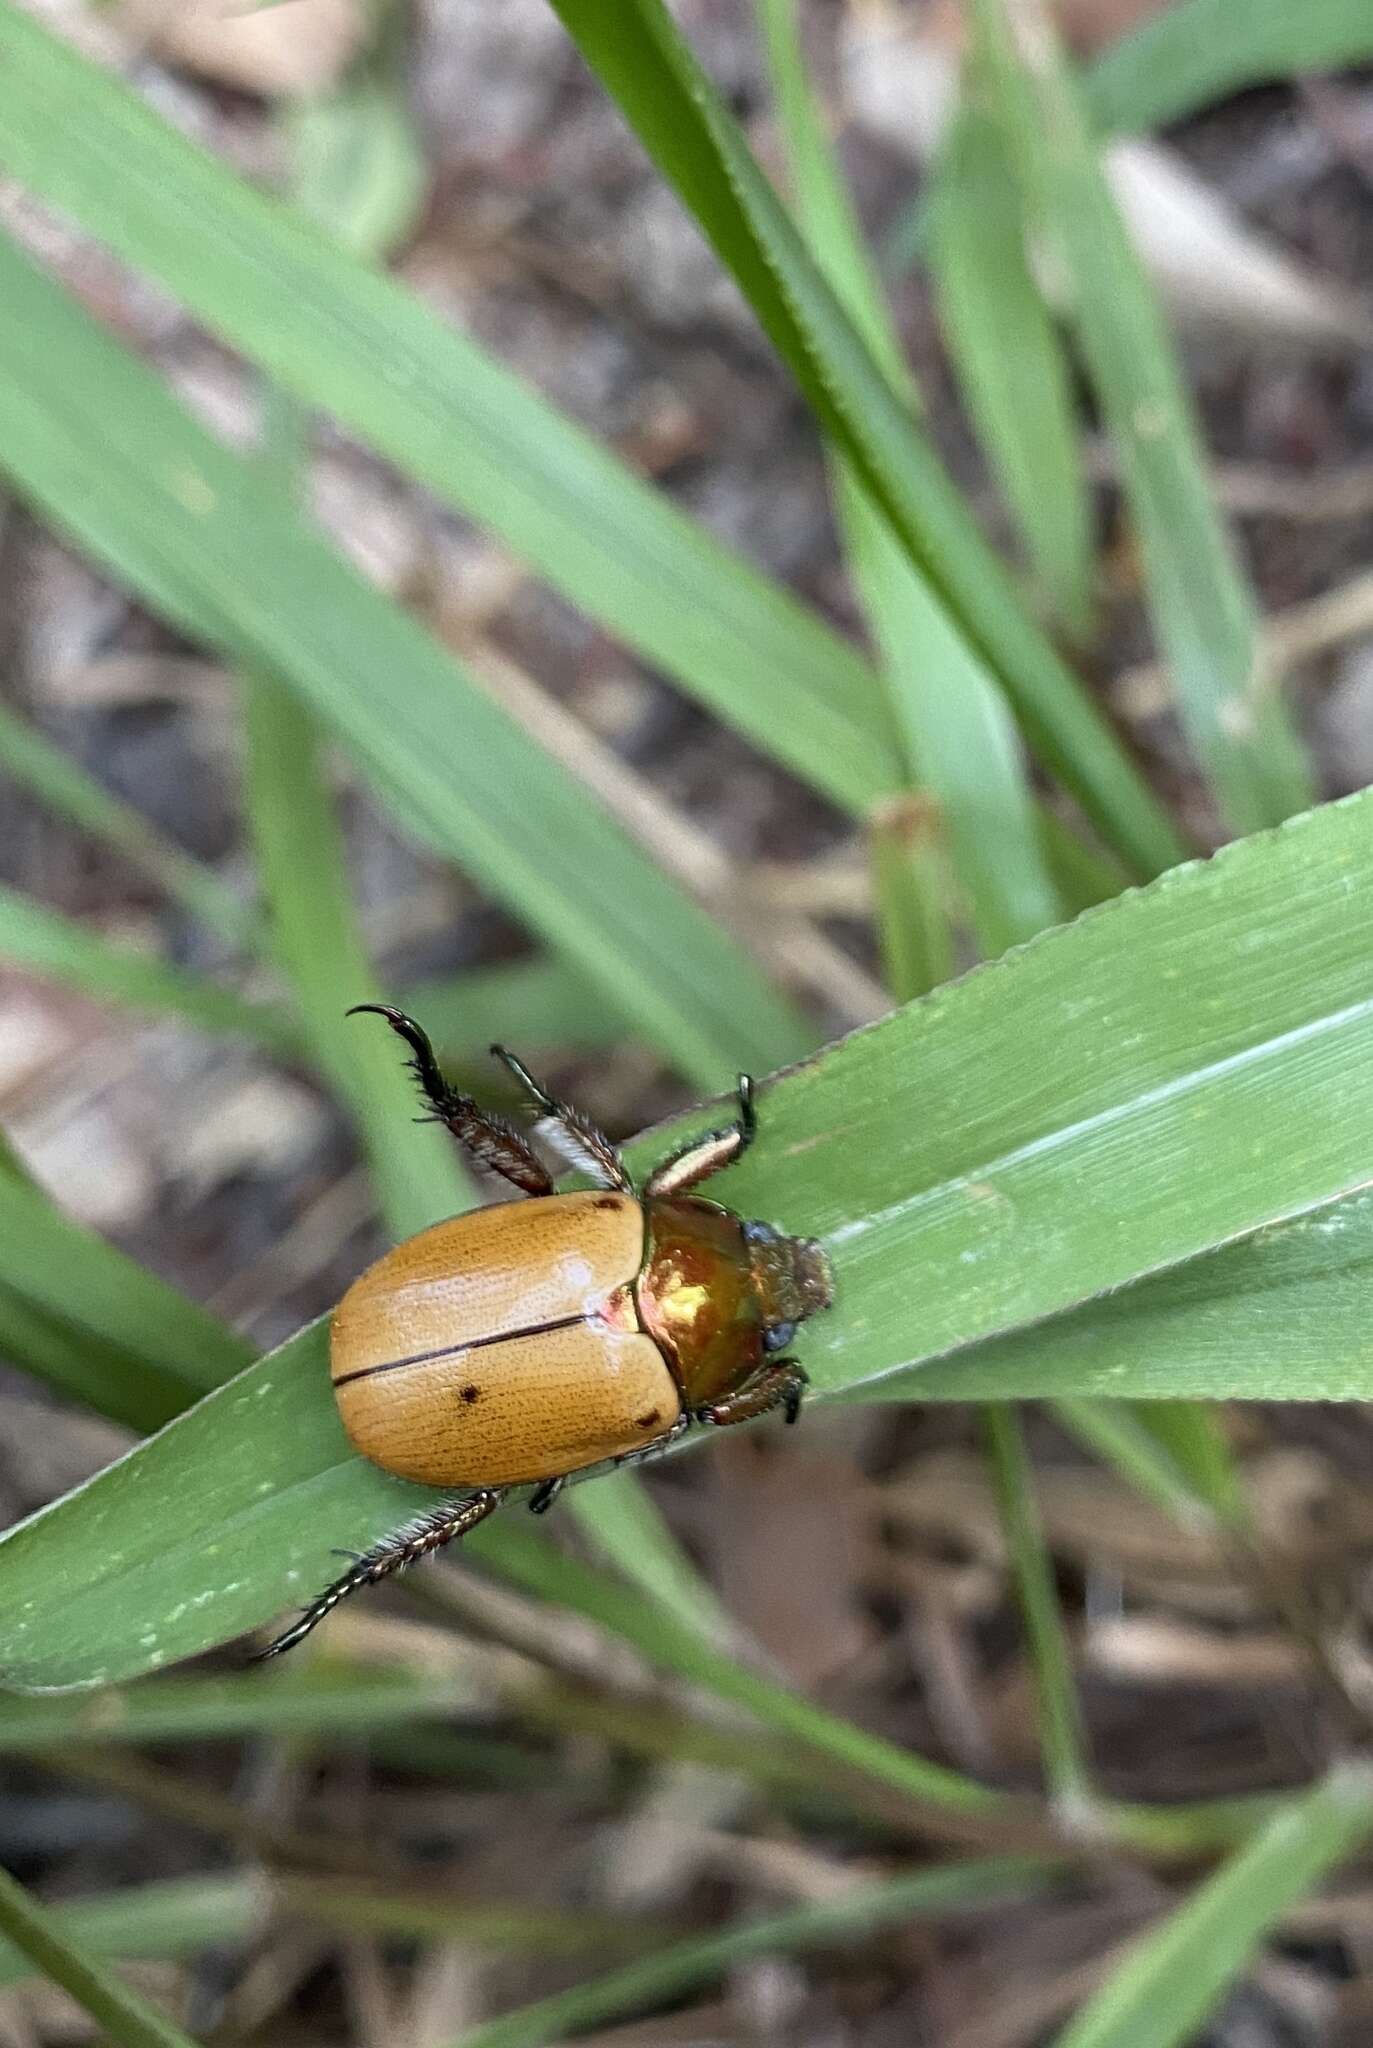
[611,1408,691,1470]
[350,1006,554,1196]
[695,1359,807,1431]
[252,1488,506,1660]
[642,1074,757,1199]
[489,1043,633,1194]
[526,1475,566,1515]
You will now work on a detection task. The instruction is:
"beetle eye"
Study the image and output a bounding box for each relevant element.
[764,1320,796,1353]
[743,1219,777,1245]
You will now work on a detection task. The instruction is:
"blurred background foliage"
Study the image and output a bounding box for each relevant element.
[4,0,1373,2041]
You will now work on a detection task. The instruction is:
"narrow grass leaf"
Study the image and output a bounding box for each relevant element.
[452,1857,1066,2048]
[0,1878,262,1992]
[563,1468,734,1644]
[244,672,469,1244]
[0,884,294,1052]
[401,961,611,1063]
[0,227,811,1086]
[14,793,1373,1687]
[0,1863,204,2048]
[915,1184,1373,1406]
[982,1405,1089,1803]
[0,1284,197,1434]
[929,91,1094,642]
[1052,1401,1220,1529]
[1051,1765,1373,2048]
[542,0,1181,878]
[0,701,257,949]
[0,2,896,821]
[756,0,1059,956]
[1085,0,1373,138]
[973,0,1312,835]
[870,798,955,1003]
[0,1170,251,1403]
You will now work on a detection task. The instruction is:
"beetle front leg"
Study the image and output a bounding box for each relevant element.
[643,1074,757,1199]
[695,1359,807,1430]
[253,1488,506,1660]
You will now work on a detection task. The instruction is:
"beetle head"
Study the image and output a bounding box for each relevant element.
[742,1219,834,1350]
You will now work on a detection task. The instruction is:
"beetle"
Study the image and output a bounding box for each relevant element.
[256,1005,834,1658]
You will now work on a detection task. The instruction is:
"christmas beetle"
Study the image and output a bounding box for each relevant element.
[257,1006,833,1657]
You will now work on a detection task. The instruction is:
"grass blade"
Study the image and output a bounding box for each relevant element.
[1085,0,1373,137]
[452,1857,1065,2048]
[756,0,1060,956]
[929,90,1094,642]
[0,1863,204,2048]
[0,1,895,821]
[13,790,1373,1684]
[1051,1766,1373,2048]
[0,1877,261,1993]
[542,0,1181,878]
[0,700,257,949]
[0,884,294,1052]
[973,0,1312,835]
[982,1405,1089,1805]
[0,225,812,1086]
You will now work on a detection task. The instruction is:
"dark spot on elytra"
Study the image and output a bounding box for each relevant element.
[594,1195,622,1210]
[460,1384,481,1404]
[635,1408,661,1430]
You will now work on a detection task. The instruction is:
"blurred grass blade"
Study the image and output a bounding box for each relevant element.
[0,1863,204,2048]
[244,643,469,1246]
[542,0,1181,879]
[16,791,1373,1685]
[0,701,258,949]
[0,227,811,1087]
[0,884,294,1052]
[564,1468,734,1643]
[0,1284,198,1433]
[870,797,955,1002]
[1051,1766,1373,2048]
[1085,0,1373,137]
[402,961,611,1063]
[0,1877,262,1992]
[453,1856,1065,2048]
[1053,1401,1220,1529]
[757,0,1059,957]
[0,4,895,825]
[284,22,425,261]
[982,1405,1089,1804]
[972,0,1312,836]
[0,1169,252,1404]
[929,90,1094,642]
[0,1664,481,1749]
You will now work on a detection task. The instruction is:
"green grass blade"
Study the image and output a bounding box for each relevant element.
[543,0,1182,879]
[982,1405,1089,1805]
[756,0,1059,955]
[973,0,1312,836]
[0,1863,204,2048]
[452,1857,1065,2048]
[0,1284,198,1434]
[929,92,1094,642]
[402,961,611,1062]
[0,1170,251,1403]
[0,226,811,1086]
[243,670,469,1243]
[0,1664,478,1749]
[15,792,1373,1686]
[0,1,895,822]
[0,1878,261,1993]
[869,797,956,1002]
[0,884,295,1052]
[0,701,257,949]
[563,1468,734,1644]
[921,1184,1373,1406]
[1052,1401,1220,1528]
[1051,1766,1373,2048]
[1085,0,1373,137]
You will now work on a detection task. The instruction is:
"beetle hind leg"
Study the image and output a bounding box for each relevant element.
[253,1487,506,1661]
[643,1074,757,1199]
[350,1006,554,1196]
